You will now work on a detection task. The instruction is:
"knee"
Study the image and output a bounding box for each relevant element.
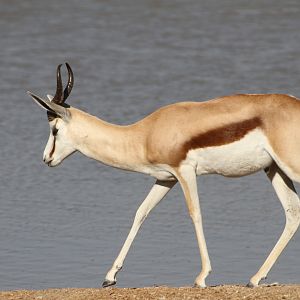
[134,208,148,225]
[189,210,201,223]
[286,203,300,222]
[285,205,300,231]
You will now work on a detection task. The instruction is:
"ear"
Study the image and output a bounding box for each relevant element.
[27,91,70,120]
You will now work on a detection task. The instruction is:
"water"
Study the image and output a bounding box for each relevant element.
[1,0,300,290]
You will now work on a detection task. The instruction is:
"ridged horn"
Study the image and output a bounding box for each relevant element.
[52,63,74,104]
[52,64,63,104]
[63,62,74,101]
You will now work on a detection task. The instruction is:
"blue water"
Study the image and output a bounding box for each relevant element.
[1,0,300,290]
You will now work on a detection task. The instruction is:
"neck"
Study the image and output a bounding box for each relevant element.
[69,108,146,171]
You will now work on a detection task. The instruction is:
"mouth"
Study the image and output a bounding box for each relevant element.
[45,159,54,167]
[46,159,61,167]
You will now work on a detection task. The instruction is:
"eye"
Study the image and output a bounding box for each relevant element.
[52,127,58,136]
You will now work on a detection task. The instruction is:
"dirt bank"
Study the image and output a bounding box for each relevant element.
[1,285,300,300]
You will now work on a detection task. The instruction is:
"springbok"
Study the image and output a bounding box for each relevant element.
[28,63,300,288]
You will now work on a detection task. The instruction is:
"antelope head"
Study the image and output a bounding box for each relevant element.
[28,63,76,167]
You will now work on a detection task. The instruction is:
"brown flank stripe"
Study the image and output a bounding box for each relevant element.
[171,117,262,166]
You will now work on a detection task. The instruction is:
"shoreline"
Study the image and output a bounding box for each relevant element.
[1,285,300,300]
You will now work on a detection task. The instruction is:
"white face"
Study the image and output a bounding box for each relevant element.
[27,91,77,167]
[43,118,76,167]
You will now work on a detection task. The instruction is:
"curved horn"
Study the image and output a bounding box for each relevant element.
[63,62,74,101]
[52,64,63,104]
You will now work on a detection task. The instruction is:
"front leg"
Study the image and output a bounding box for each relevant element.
[175,165,211,288]
[102,179,177,287]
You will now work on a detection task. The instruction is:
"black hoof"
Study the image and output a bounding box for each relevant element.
[193,283,206,288]
[246,282,255,288]
[102,279,116,288]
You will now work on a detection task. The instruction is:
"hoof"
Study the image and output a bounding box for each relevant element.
[261,282,279,287]
[193,283,206,288]
[247,281,279,288]
[246,282,255,288]
[102,279,116,288]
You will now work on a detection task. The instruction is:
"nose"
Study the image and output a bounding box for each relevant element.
[43,155,53,165]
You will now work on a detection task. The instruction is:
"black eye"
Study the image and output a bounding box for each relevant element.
[52,127,58,136]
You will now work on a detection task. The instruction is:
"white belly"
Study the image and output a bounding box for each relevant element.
[185,129,273,177]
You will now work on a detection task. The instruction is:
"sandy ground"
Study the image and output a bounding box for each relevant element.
[1,285,300,300]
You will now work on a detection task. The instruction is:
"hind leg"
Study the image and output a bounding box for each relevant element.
[248,163,300,287]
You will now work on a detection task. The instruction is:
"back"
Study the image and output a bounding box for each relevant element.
[140,94,300,167]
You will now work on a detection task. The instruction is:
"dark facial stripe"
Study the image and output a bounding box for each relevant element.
[170,117,262,166]
[49,120,58,158]
[49,137,56,158]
